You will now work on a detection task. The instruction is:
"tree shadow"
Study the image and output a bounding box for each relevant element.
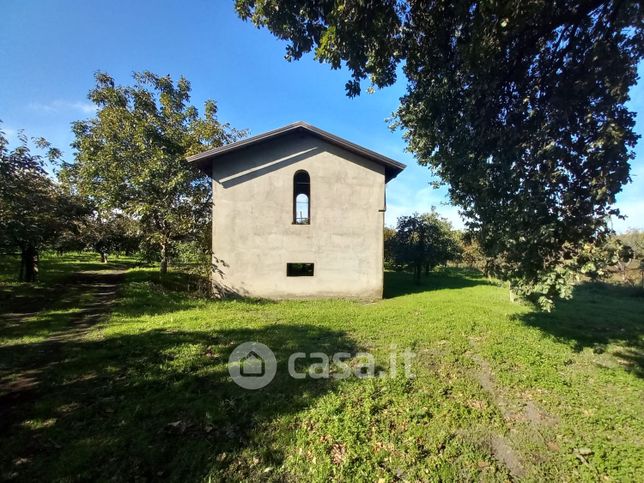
[0,266,278,352]
[517,282,644,377]
[0,261,129,316]
[383,267,493,298]
[0,322,361,480]
[113,270,275,320]
[0,270,126,346]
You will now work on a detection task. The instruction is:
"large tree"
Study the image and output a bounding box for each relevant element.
[68,71,245,273]
[235,0,643,308]
[0,129,82,281]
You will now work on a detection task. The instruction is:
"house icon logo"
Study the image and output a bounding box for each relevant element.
[228,342,276,389]
[240,350,265,376]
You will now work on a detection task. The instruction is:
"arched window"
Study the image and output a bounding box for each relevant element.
[293,170,310,224]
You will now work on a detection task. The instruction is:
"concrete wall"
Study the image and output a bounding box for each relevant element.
[211,131,386,299]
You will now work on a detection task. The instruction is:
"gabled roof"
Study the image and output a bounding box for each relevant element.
[187,121,406,182]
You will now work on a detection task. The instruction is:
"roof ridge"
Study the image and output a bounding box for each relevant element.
[187,122,406,182]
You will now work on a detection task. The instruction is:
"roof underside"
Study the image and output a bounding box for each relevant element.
[187,121,406,182]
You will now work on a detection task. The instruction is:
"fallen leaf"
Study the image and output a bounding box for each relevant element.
[330,443,347,465]
[546,441,560,452]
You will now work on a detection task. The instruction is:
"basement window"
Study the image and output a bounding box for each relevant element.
[287,263,314,277]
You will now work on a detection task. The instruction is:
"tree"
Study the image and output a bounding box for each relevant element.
[383,226,397,269]
[235,0,643,309]
[458,232,487,272]
[83,211,141,262]
[391,212,461,283]
[576,237,632,281]
[617,229,644,285]
[419,212,462,274]
[0,128,80,281]
[67,71,245,273]
[618,229,644,261]
[392,215,429,283]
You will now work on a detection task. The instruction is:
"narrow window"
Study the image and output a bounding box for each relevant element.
[287,263,314,277]
[293,170,310,224]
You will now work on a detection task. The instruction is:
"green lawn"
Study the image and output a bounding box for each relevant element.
[0,256,642,481]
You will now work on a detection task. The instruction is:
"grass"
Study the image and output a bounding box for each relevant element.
[0,255,643,481]
[0,252,135,284]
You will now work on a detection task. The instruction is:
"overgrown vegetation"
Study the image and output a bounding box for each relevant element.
[1,254,642,480]
[385,215,644,304]
[615,229,644,286]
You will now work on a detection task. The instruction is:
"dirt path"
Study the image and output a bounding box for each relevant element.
[0,267,127,429]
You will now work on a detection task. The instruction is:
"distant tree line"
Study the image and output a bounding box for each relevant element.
[384,212,644,296]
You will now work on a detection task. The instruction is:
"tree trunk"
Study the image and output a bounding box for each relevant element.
[100,252,108,263]
[424,263,430,276]
[414,263,421,284]
[20,245,38,283]
[160,242,168,274]
[508,282,516,303]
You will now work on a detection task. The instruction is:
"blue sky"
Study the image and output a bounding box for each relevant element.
[1,0,642,231]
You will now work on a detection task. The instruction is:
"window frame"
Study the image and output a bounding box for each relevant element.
[293,170,310,225]
[286,263,315,277]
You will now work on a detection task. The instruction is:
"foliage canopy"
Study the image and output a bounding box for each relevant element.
[390,212,462,282]
[236,0,643,308]
[67,71,245,272]
[0,128,83,281]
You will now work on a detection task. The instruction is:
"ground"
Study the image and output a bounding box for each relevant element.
[0,254,642,481]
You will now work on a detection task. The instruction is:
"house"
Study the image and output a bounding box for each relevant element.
[188,121,405,299]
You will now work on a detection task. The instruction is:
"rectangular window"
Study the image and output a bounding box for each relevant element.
[286,263,314,277]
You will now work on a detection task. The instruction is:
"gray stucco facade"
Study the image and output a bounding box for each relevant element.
[188,122,404,299]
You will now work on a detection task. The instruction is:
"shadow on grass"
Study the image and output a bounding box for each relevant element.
[126,267,210,295]
[0,323,359,480]
[0,269,127,341]
[113,270,276,321]
[518,282,644,377]
[0,254,136,317]
[383,267,492,298]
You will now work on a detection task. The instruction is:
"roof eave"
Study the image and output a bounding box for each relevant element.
[188,122,406,182]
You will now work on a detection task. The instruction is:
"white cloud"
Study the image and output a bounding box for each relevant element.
[27,100,95,114]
